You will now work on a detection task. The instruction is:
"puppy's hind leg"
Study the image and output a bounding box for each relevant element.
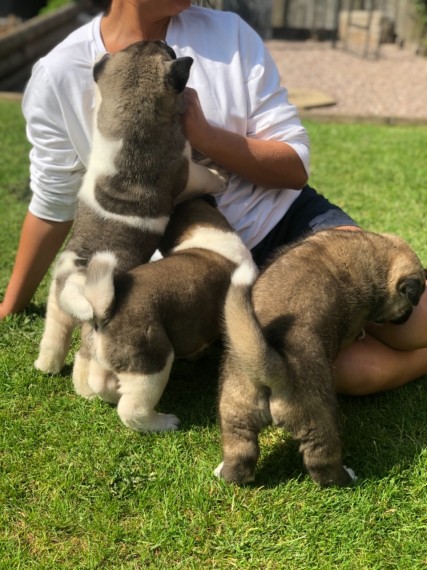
[116,352,179,432]
[87,358,120,404]
[73,349,93,398]
[72,323,95,398]
[35,280,75,373]
[276,381,356,487]
[215,363,271,484]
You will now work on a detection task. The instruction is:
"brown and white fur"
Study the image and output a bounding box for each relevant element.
[35,41,226,374]
[215,229,425,487]
[72,197,256,432]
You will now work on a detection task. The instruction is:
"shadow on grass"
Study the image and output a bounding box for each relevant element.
[338,382,427,479]
[18,302,427,487]
[158,342,223,430]
[234,380,427,488]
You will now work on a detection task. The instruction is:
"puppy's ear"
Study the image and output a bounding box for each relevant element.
[397,276,425,305]
[165,57,193,93]
[93,53,112,82]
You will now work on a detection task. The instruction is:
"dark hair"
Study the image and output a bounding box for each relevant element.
[90,0,112,13]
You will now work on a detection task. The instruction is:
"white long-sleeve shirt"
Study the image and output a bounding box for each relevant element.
[22,5,310,250]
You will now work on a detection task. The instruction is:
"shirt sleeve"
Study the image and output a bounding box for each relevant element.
[240,20,310,177]
[22,61,84,222]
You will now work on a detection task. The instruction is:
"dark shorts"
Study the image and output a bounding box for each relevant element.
[251,185,359,267]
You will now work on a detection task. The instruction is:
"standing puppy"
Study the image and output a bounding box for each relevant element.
[72,198,256,432]
[35,41,225,374]
[216,230,425,487]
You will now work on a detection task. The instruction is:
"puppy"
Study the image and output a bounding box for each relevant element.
[35,41,225,374]
[215,230,426,487]
[72,197,256,432]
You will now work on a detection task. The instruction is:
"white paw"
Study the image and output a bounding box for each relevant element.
[121,412,180,433]
[34,352,64,374]
[87,369,120,404]
[149,249,164,262]
[73,371,96,399]
[73,379,96,399]
[207,166,229,193]
[97,389,120,405]
[343,465,357,481]
[213,462,224,478]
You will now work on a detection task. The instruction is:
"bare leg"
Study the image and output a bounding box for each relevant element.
[34,280,75,373]
[334,333,427,396]
[116,352,179,432]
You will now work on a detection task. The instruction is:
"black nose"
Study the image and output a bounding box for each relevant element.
[397,277,425,305]
[390,308,413,325]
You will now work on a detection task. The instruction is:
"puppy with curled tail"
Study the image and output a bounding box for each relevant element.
[72,197,256,433]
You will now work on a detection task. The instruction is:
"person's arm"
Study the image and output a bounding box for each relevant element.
[0,212,72,319]
[182,87,308,191]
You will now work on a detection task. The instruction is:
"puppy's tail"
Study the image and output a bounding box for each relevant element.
[84,251,118,322]
[224,259,286,389]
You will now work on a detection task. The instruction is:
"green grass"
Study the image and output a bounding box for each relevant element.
[1,100,426,569]
[39,0,75,15]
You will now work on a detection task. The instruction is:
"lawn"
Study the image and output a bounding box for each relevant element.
[0,99,426,569]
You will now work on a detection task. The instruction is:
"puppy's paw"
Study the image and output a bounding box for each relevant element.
[206,165,229,193]
[195,158,229,194]
[120,411,180,433]
[213,461,224,478]
[212,460,255,485]
[309,463,357,487]
[154,413,180,432]
[34,350,64,374]
[343,465,357,482]
[73,375,96,399]
[88,368,120,404]
[141,413,180,432]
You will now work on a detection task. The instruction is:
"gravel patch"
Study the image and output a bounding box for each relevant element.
[267,39,427,121]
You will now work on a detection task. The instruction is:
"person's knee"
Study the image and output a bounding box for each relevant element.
[333,337,409,396]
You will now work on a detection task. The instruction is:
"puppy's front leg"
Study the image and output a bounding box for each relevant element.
[116,352,179,432]
[35,280,75,373]
[177,144,228,203]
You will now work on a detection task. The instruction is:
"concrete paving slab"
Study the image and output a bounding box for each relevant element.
[0,91,22,101]
[288,88,336,110]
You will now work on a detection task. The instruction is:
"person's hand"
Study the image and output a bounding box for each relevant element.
[181,87,214,153]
